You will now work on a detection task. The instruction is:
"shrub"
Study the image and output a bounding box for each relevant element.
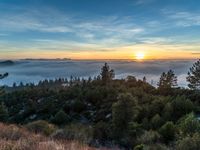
[0,124,28,140]
[51,124,93,144]
[134,144,144,150]
[136,130,161,145]
[26,120,56,136]
[93,121,111,141]
[144,143,169,150]
[51,110,69,125]
[175,133,200,150]
[62,123,93,144]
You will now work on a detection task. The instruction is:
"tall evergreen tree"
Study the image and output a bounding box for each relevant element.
[157,70,177,89]
[112,93,138,139]
[100,63,115,84]
[0,72,8,96]
[0,72,8,122]
[187,59,200,89]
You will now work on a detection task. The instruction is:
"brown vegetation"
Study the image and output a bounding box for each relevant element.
[0,123,117,150]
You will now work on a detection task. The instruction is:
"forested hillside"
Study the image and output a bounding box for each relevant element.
[1,60,200,150]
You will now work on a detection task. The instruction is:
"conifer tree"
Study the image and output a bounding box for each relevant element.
[100,63,115,84]
[187,59,200,89]
[157,70,177,89]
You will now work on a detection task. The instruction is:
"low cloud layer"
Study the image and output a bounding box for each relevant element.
[0,60,195,87]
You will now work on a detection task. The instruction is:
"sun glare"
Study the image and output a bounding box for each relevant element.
[135,52,145,60]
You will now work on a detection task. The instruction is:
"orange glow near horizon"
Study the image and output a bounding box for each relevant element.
[1,44,200,60]
[135,52,145,60]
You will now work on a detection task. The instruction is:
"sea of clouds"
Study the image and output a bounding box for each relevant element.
[0,60,196,87]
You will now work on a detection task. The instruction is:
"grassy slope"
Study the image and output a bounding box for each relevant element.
[0,123,118,150]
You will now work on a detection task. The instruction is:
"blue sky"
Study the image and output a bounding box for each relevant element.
[0,0,200,59]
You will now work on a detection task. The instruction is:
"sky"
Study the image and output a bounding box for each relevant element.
[0,0,200,60]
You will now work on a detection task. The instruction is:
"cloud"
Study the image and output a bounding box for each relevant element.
[163,9,200,27]
[191,52,200,55]
[0,59,194,87]
[134,0,156,5]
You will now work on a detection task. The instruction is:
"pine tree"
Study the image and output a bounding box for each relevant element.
[157,70,177,89]
[100,63,115,84]
[0,72,8,96]
[187,59,200,89]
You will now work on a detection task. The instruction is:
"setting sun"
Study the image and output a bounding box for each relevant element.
[135,52,145,60]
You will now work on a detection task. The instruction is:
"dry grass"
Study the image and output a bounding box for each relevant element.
[0,123,118,150]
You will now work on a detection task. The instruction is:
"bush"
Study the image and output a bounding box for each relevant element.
[26,120,56,136]
[176,133,200,150]
[93,121,111,142]
[134,144,144,150]
[0,124,28,140]
[144,143,169,150]
[51,110,69,125]
[63,123,93,144]
[137,130,161,145]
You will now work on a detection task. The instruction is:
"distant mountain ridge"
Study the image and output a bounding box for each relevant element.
[0,60,14,66]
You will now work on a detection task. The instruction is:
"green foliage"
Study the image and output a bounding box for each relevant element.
[162,103,173,121]
[137,130,161,145]
[157,70,177,95]
[159,121,176,143]
[93,121,111,142]
[176,133,200,150]
[171,96,194,120]
[178,113,200,135]
[70,99,85,113]
[100,63,115,84]
[187,59,200,89]
[63,123,93,144]
[26,120,56,136]
[134,144,144,150]
[151,114,163,129]
[52,110,69,125]
[144,143,169,150]
[112,93,137,139]
[0,103,8,122]
[1,63,200,149]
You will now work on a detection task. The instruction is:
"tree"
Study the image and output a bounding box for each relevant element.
[143,76,147,83]
[52,110,69,125]
[0,102,8,122]
[171,96,194,120]
[112,93,138,139]
[159,121,176,143]
[0,72,8,95]
[100,63,115,84]
[187,59,200,89]
[0,72,8,79]
[178,112,200,135]
[157,70,177,89]
[151,114,163,129]
[157,70,177,95]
